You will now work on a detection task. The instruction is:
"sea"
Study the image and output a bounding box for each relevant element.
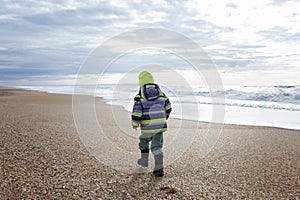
[19,83,300,131]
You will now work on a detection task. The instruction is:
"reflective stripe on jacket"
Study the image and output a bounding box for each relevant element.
[131,83,172,134]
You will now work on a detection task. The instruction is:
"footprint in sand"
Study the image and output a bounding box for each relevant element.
[160,186,178,194]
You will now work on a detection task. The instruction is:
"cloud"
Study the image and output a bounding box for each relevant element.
[225,2,238,8]
[0,0,300,86]
[270,0,297,6]
[258,26,300,43]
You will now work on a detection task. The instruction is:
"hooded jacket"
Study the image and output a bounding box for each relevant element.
[131,71,172,134]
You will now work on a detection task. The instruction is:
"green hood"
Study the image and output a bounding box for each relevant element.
[138,71,154,87]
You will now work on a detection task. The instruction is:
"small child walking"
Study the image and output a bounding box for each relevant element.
[131,71,172,177]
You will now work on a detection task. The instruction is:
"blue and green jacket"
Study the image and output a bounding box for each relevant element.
[131,83,172,134]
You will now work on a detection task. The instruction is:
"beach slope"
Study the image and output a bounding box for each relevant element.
[1,88,299,199]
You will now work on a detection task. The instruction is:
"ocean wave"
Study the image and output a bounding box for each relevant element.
[100,84,300,112]
[170,97,300,112]
[18,84,300,112]
[189,85,300,106]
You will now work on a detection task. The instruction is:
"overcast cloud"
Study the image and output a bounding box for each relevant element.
[0,0,300,85]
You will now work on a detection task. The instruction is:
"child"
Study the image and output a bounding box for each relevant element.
[131,71,172,177]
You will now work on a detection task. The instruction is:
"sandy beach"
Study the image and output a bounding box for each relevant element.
[1,87,299,199]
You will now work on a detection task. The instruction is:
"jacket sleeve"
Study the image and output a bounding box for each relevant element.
[131,98,143,128]
[164,96,172,120]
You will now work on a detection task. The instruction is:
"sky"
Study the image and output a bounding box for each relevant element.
[0,0,300,86]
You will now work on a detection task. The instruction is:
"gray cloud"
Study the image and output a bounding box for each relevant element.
[226,3,238,8]
[257,26,300,42]
[0,0,299,85]
[271,0,295,5]
[23,5,128,27]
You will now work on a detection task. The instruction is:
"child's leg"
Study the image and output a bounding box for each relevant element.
[138,135,152,167]
[150,132,163,155]
[139,134,151,151]
[151,132,164,176]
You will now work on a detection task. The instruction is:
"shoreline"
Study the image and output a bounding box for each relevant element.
[2,86,300,132]
[1,88,300,199]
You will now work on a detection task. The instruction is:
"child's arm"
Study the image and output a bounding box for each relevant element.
[131,98,142,129]
[164,96,172,120]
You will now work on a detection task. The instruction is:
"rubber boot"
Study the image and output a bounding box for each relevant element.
[153,153,164,177]
[137,149,149,167]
